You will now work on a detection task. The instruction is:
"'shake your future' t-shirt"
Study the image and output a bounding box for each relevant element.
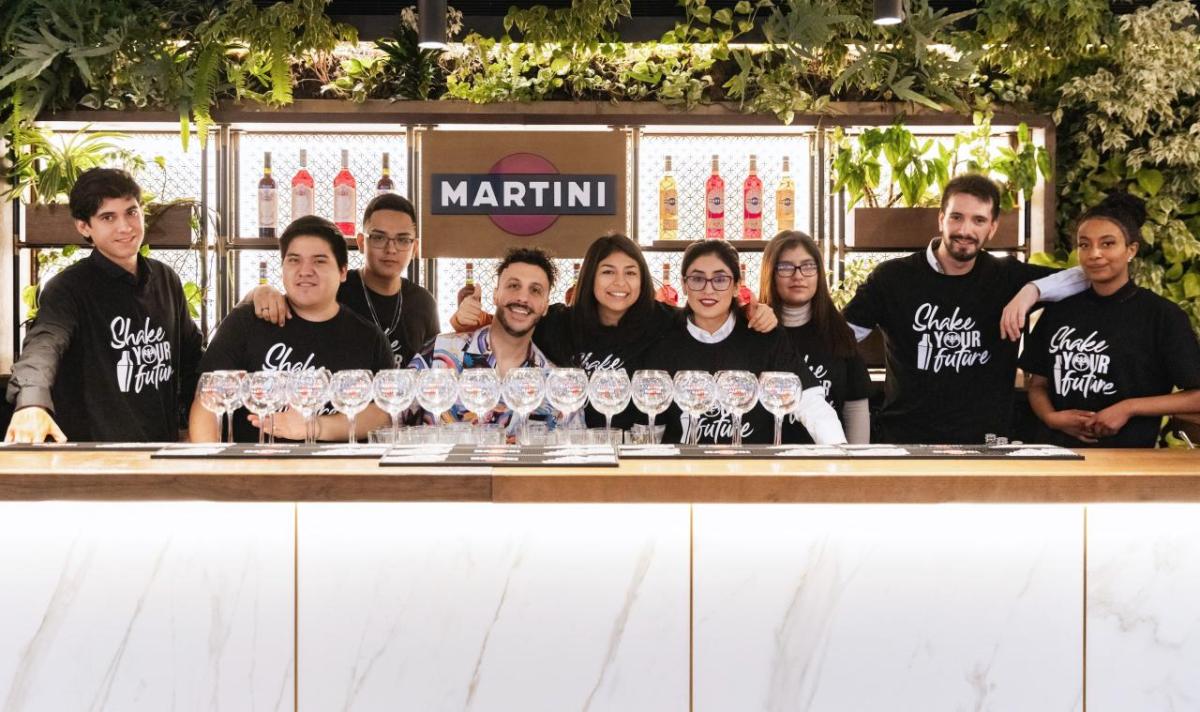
[198,303,394,443]
[843,248,1057,444]
[1020,281,1200,447]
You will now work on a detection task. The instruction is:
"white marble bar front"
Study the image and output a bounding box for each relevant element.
[0,502,295,712]
[1087,505,1200,711]
[693,504,1085,712]
[296,503,691,712]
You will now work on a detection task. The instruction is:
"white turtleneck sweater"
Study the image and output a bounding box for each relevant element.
[781,302,871,444]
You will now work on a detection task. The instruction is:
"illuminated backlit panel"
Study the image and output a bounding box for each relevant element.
[637,132,814,244]
[0,502,294,711]
[297,503,690,711]
[693,504,1083,711]
[1087,505,1200,711]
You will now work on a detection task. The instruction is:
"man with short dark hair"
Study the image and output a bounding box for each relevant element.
[249,193,439,366]
[410,247,570,437]
[844,173,1087,444]
[5,168,203,442]
[190,216,394,443]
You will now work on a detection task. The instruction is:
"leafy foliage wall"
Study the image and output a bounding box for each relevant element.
[3,0,1199,329]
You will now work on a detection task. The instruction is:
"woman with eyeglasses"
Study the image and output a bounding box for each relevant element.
[760,230,872,443]
[646,240,846,445]
[247,194,439,367]
[451,233,780,430]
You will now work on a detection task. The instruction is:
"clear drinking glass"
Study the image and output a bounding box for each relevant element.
[716,370,759,446]
[415,367,459,427]
[196,372,229,442]
[630,369,674,444]
[286,368,331,445]
[545,368,589,427]
[672,370,717,445]
[373,369,417,443]
[587,368,632,432]
[502,367,545,442]
[241,371,288,445]
[758,371,801,446]
[458,368,502,427]
[330,369,374,444]
[209,370,246,443]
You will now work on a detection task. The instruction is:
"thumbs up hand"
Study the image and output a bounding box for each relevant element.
[452,284,488,331]
[744,289,779,333]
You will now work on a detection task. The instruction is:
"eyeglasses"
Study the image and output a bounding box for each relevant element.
[775,260,819,278]
[367,234,416,250]
[684,273,734,291]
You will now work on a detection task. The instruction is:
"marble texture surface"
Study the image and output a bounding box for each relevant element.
[693,504,1084,712]
[1087,504,1200,711]
[0,502,295,712]
[297,503,689,712]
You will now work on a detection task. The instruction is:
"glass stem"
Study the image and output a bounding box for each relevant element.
[732,413,743,446]
[647,413,656,444]
[268,412,275,445]
[390,411,400,443]
[258,412,265,445]
[348,414,357,445]
[605,413,613,431]
[226,411,234,444]
[774,415,783,446]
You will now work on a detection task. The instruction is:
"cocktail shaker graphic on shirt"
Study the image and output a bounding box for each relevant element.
[917,333,932,371]
[1053,352,1064,394]
[116,351,134,393]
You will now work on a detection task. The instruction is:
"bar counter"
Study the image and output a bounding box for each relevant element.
[3,449,1199,711]
[0,447,1198,502]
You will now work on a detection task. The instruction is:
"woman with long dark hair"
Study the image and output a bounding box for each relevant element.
[451,233,779,429]
[760,231,871,443]
[646,240,846,445]
[1020,193,1200,447]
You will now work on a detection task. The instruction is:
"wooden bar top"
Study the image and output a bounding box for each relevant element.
[0,449,1198,503]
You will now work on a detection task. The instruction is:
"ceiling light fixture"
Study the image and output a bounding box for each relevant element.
[873,0,904,26]
[418,0,448,50]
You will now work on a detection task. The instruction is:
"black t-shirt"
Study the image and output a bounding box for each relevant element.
[336,269,439,367]
[532,301,678,429]
[10,251,203,442]
[843,246,1055,444]
[780,323,871,444]
[1019,281,1200,447]
[198,303,394,442]
[644,316,820,444]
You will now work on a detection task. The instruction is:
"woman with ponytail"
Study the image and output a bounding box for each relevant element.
[1019,192,1200,447]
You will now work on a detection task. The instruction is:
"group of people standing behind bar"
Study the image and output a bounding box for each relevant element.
[6,167,1200,448]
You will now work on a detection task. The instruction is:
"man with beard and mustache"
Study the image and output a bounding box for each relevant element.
[408,247,570,438]
[843,174,1088,444]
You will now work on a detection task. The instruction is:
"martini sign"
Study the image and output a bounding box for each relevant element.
[421,130,627,258]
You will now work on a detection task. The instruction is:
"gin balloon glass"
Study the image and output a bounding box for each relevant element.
[630,369,673,443]
[672,370,717,445]
[415,367,459,429]
[330,369,374,444]
[546,368,589,426]
[716,370,759,446]
[286,368,331,445]
[197,372,229,442]
[372,369,417,443]
[241,370,288,444]
[588,368,632,432]
[758,371,801,446]
[458,368,502,424]
[503,367,545,443]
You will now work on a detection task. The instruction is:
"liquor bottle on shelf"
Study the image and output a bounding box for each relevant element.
[456,262,476,304]
[258,260,269,286]
[743,154,763,239]
[258,152,277,238]
[291,149,315,219]
[705,155,725,240]
[737,261,754,307]
[776,156,795,232]
[659,155,678,240]
[377,152,395,196]
[563,262,582,304]
[654,262,678,306]
[333,149,357,236]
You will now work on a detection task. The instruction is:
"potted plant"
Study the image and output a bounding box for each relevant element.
[6,125,197,247]
[831,117,1049,250]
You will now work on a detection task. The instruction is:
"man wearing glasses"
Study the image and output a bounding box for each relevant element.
[250,194,439,366]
